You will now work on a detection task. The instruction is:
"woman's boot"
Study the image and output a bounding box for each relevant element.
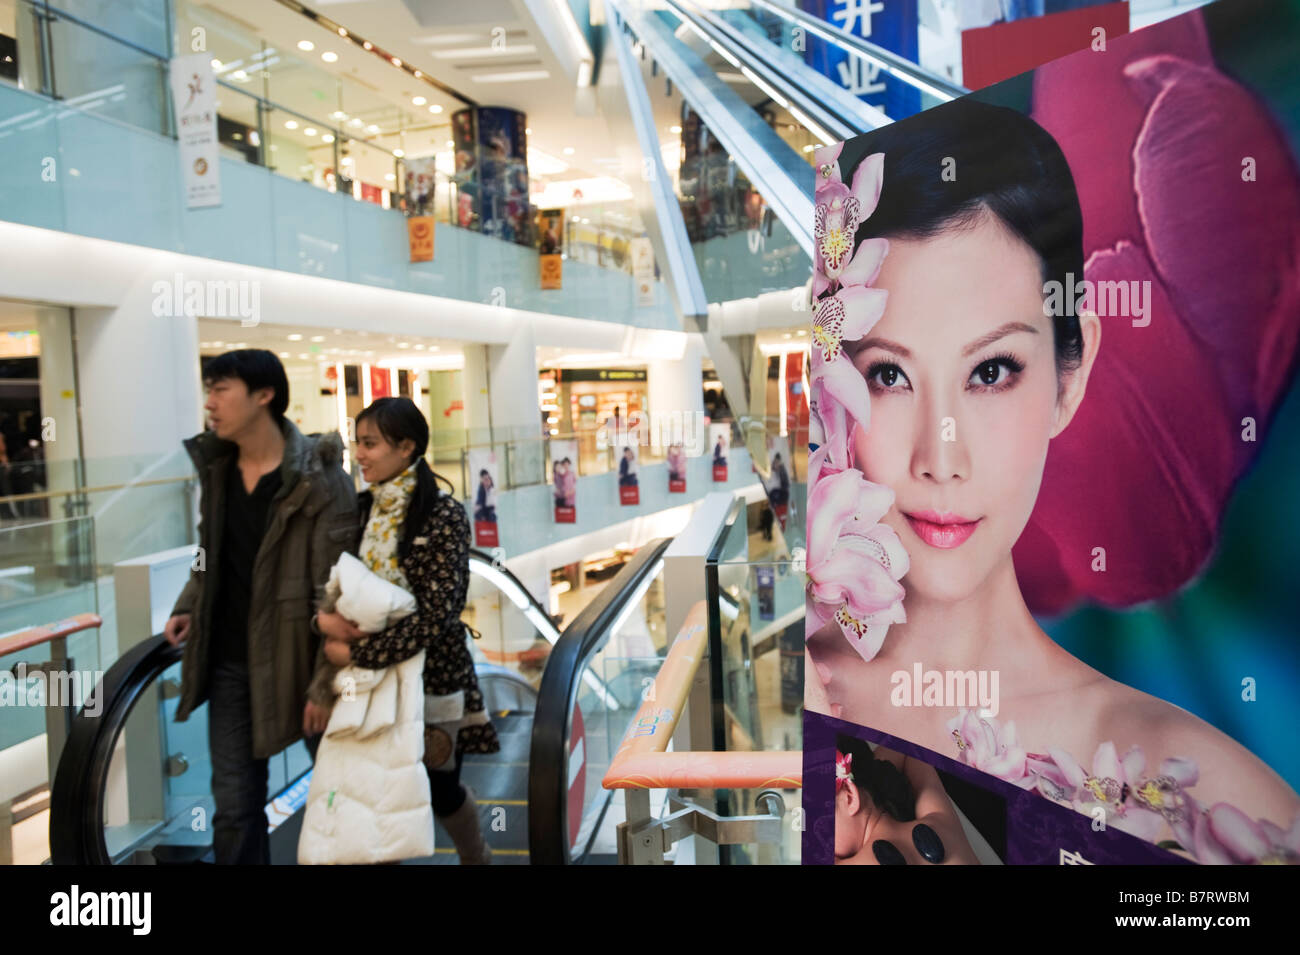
[439,788,492,865]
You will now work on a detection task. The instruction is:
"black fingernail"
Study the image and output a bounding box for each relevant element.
[872,840,907,865]
[911,823,945,863]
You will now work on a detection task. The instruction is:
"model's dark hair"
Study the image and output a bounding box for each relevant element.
[203,349,289,420]
[848,98,1085,375]
[835,734,916,822]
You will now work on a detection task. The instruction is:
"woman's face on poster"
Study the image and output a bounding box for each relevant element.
[849,214,1065,605]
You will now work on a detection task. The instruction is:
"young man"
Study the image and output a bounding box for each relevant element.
[163,349,356,864]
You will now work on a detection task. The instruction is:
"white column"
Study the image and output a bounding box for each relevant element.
[647,333,706,454]
[485,324,542,487]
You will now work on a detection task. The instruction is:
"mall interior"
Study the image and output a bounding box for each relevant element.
[0,0,1209,866]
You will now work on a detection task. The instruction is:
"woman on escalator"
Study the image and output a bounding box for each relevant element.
[305,396,500,864]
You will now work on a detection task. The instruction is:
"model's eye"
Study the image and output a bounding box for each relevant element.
[866,361,910,392]
[969,354,1024,391]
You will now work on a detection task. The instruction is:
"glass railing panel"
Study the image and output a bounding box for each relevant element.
[43,5,170,136]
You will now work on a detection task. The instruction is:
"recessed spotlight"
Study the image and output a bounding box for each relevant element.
[298,353,309,359]
[321,51,338,63]
[212,341,224,347]
[338,27,348,37]
[446,139,454,148]
[412,96,426,106]
[304,127,317,136]
[279,351,290,358]
[525,127,532,135]
[783,333,793,339]
[363,41,373,51]
[350,117,363,127]
[211,58,223,71]
[802,144,814,153]
[563,146,575,155]
[429,104,443,114]
[332,110,346,120]
[310,336,325,342]
[367,124,380,133]
[670,125,682,133]
[288,334,303,341]
[414,343,426,350]
[393,148,404,157]
[385,173,395,181]
[298,40,314,52]
[414,70,422,78]
[796,329,806,336]
[232,69,248,81]
[284,120,299,129]
[391,57,402,67]
[322,133,334,143]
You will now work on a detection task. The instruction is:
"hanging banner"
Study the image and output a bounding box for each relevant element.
[709,423,730,482]
[551,439,578,523]
[540,253,563,289]
[406,156,439,217]
[667,442,687,493]
[407,216,434,262]
[617,445,640,505]
[631,236,656,307]
[168,52,221,209]
[800,0,920,122]
[468,448,500,548]
[960,2,1130,90]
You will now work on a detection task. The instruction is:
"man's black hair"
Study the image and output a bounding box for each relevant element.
[203,349,290,421]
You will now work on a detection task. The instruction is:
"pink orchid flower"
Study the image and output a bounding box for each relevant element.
[1027,743,1167,844]
[812,284,888,443]
[806,468,908,662]
[814,146,888,286]
[947,709,1030,784]
[1194,804,1300,865]
[835,751,853,793]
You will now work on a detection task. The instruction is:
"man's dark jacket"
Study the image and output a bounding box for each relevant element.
[170,418,357,758]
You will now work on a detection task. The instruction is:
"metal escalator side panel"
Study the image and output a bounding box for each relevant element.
[599,7,709,326]
[608,0,814,261]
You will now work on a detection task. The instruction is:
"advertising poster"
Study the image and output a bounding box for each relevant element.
[801,0,920,122]
[468,448,500,548]
[551,439,578,524]
[538,207,564,254]
[168,52,221,209]
[405,156,439,217]
[407,216,434,262]
[617,444,639,506]
[631,236,656,307]
[805,2,1300,866]
[667,441,687,493]
[709,423,730,482]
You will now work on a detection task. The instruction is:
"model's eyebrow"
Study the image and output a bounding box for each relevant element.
[961,321,1039,357]
[855,337,911,359]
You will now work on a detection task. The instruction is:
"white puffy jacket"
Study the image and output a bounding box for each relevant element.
[298,650,434,865]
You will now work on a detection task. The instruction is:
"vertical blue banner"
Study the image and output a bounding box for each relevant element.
[800,0,920,122]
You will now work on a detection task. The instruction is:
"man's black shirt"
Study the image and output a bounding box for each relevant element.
[211,457,282,663]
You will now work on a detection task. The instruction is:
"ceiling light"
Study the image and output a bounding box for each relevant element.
[310,336,325,342]
[279,351,290,358]
[298,353,309,360]
[321,51,338,63]
[350,117,363,127]
[670,124,682,133]
[393,148,404,157]
[414,70,422,78]
[322,133,334,143]
[338,27,348,37]
[232,69,248,81]
[363,41,373,51]
[385,173,395,181]
[432,44,538,60]
[398,342,410,348]
[802,144,814,153]
[390,57,402,67]
[304,127,317,136]
[298,40,314,52]
[367,124,380,133]
[211,58,223,71]
[563,146,575,155]
[525,127,532,135]
[288,334,303,341]
[429,104,443,114]
[412,96,426,106]
[331,110,346,120]
[471,70,550,84]
[797,329,806,336]
[284,120,298,129]
[446,139,454,147]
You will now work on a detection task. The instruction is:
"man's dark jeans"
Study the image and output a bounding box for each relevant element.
[207,660,270,865]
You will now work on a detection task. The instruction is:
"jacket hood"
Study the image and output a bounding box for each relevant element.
[185,419,345,482]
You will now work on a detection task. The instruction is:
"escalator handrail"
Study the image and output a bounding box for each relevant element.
[49,634,181,865]
[527,536,673,865]
[469,548,559,639]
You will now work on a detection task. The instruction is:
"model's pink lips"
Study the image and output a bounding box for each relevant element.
[903,510,981,549]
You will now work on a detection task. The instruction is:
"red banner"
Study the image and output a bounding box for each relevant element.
[961,2,1130,91]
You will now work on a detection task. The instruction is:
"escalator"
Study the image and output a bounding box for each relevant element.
[46,545,666,865]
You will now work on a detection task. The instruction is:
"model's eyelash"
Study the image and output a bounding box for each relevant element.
[969,352,1025,391]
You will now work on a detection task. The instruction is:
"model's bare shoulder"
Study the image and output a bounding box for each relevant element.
[1097,682,1300,826]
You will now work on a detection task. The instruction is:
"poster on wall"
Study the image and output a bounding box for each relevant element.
[709,423,730,482]
[405,156,439,217]
[631,237,656,307]
[551,439,578,523]
[407,216,434,262]
[617,445,639,505]
[368,366,391,400]
[540,253,563,289]
[168,52,222,209]
[804,1,1300,865]
[667,442,687,493]
[538,208,564,254]
[467,448,500,548]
